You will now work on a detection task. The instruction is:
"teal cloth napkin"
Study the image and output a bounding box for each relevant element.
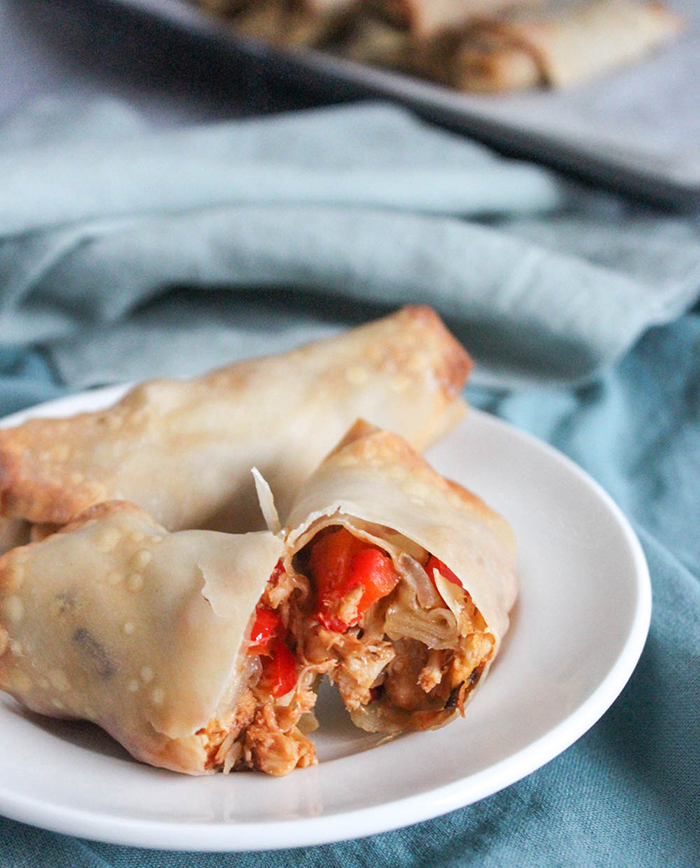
[1,97,700,387]
[0,97,699,865]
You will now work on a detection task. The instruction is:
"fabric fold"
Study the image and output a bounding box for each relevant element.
[1,96,699,389]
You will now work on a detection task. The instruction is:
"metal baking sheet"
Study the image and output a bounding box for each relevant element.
[106,0,700,208]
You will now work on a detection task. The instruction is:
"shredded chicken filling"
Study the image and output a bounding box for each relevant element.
[196,565,331,777]
[294,525,495,730]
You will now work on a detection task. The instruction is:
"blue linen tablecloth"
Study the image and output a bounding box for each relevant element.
[0,99,698,866]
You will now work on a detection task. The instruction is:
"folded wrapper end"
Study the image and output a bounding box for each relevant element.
[252,467,282,536]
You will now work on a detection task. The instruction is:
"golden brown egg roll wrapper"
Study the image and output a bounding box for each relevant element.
[284,420,517,732]
[0,518,30,557]
[0,306,471,536]
[228,2,326,46]
[364,0,538,39]
[324,14,412,66]
[423,0,684,93]
[0,502,288,774]
[199,0,371,54]
[198,0,356,22]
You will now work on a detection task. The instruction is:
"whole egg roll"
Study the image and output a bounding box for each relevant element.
[0,501,326,776]
[415,0,683,93]
[0,306,471,540]
[283,420,517,733]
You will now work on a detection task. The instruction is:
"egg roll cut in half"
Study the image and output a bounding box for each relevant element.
[0,501,329,776]
[0,306,471,539]
[283,420,517,733]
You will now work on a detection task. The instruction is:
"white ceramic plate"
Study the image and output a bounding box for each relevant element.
[0,387,651,851]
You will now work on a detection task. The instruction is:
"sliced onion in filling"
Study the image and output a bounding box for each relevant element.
[395,552,443,610]
[384,602,459,651]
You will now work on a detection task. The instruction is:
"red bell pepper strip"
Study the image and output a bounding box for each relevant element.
[269,559,285,584]
[351,548,402,609]
[247,605,282,656]
[247,560,298,697]
[309,527,399,631]
[264,641,298,698]
[426,555,463,589]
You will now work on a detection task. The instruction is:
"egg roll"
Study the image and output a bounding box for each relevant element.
[0,306,471,537]
[283,420,517,733]
[365,0,537,39]
[416,0,684,93]
[0,501,327,776]
[198,0,362,48]
[323,14,412,66]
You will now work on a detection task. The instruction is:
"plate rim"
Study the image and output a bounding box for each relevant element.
[0,388,651,851]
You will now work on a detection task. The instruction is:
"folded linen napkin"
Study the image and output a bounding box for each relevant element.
[1,97,700,387]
